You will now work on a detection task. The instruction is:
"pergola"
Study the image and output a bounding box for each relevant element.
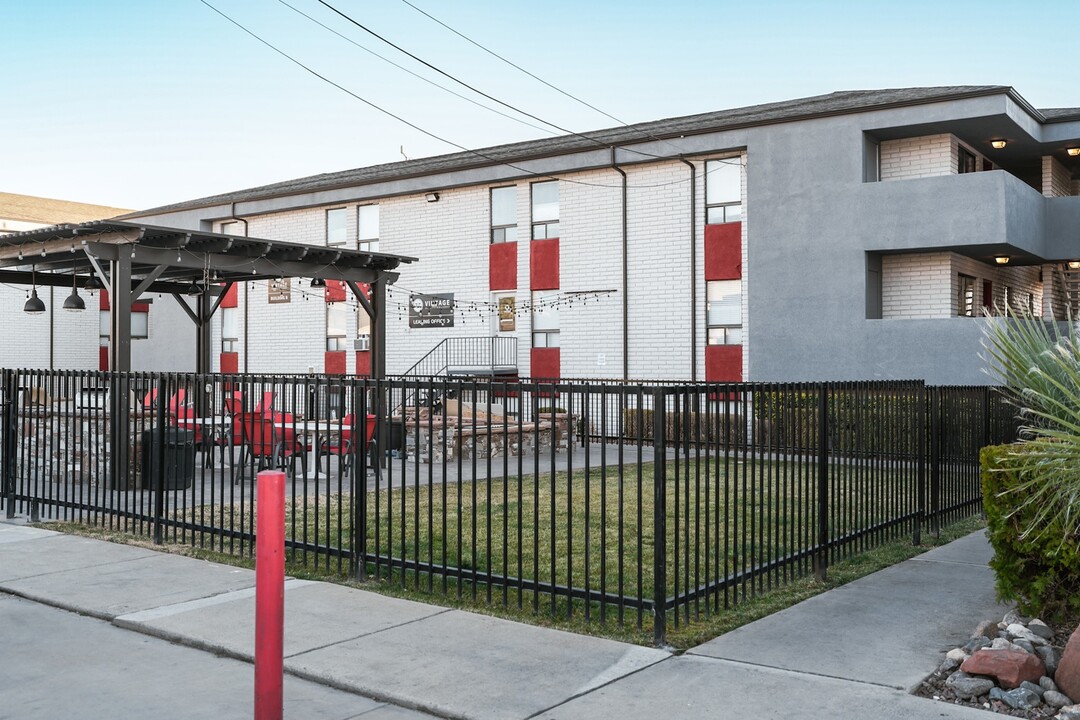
[0,220,415,378]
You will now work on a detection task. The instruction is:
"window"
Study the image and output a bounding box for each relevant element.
[705,159,742,224]
[220,220,243,236]
[957,146,977,175]
[326,302,348,351]
[491,186,517,243]
[99,309,148,341]
[531,290,560,348]
[356,305,371,351]
[358,205,379,252]
[957,274,976,316]
[326,208,347,247]
[221,306,238,353]
[706,280,742,345]
[531,181,559,240]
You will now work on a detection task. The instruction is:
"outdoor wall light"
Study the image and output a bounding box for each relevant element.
[84,275,102,294]
[24,265,45,314]
[994,255,1010,265]
[310,277,326,288]
[63,272,85,312]
[990,140,1007,150]
[425,192,440,203]
[1068,148,1080,157]
[1068,261,1080,270]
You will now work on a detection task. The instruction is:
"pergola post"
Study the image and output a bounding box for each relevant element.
[108,251,132,491]
[196,291,213,377]
[371,278,386,381]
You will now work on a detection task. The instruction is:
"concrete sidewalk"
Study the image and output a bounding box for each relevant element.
[0,519,1008,719]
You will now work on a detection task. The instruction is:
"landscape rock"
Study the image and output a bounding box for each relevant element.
[1008,623,1049,646]
[945,672,995,700]
[1045,690,1074,708]
[1043,677,1060,693]
[962,648,1046,689]
[1015,639,1036,654]
[1039,646,1062,676]
[963,636,991,654]
[1057,703,1080,720]
[1030,620,1056,640]
[990,686,1042,710]
[1004,610,1030,626]
[1057,626,1080,701]
[993,637,1018,650]
[947,648,970,664]
[974,620,1000,639]
[1021,680,1046,698]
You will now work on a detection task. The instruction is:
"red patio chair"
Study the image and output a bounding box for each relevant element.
[317,414,376,472]
[238,412,306,478]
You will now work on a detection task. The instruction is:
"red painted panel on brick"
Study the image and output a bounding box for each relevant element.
[489,242,518,291]
[99,346,109,371]
[99,289,149,313]
[704,223,742,281]
[325,351,346,375]
[355,351,371,378]
[705,345,742,382]
[220,283,238,308]
[325,280,347,303]
[530,238,559,290]
[220,352,239,374]
[531,347,560,380]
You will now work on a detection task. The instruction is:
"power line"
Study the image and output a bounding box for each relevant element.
[312,0,670,162]
[395,0,692,158]
[274,0,556,137]
[196,0,711,191]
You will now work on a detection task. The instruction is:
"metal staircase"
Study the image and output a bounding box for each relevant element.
[402,336,518,379]
[1055,264,1080,319]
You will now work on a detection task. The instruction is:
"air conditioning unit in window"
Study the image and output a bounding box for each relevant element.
[354,336,371,351]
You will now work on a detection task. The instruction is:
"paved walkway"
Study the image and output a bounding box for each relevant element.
[0,517,1008,719]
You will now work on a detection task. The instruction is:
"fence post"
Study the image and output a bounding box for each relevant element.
[3,369,14,518]
[353,381,367,582]
[814,384,829,583]
[982,386,992,449]
[153,377,166,545]
[930,387,941,538]
[914,382,925,546]
[652,387,667,647]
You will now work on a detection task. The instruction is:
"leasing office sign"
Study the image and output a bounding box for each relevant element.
[409,293,455,328]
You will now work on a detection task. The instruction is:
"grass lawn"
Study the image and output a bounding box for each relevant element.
[114,454,944,645]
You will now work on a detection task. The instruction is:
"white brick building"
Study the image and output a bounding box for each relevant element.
[112,86,1080,385]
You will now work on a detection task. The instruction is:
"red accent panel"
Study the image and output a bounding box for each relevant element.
[489,242,518,290]
[355,351,371,378]
[530,238,559,290]
[325,351,346,375]
[704,222,742,281]
[325,280,346,303]
[530,347,560,380]
[99,346,109,371]
[983,280,993,309]
[99,289,149,312]
[705,345,743,382]
[221,283,238,308]
[220,352,239,374]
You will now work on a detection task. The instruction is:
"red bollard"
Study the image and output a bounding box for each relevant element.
[255,470,285,720]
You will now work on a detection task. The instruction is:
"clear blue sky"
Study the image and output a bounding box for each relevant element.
[2,0,1077,210]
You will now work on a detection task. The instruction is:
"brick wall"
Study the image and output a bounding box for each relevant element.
[1042,156,1074,198]
[879,134,954,180]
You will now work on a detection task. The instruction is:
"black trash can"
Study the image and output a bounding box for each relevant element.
[141,428,195,490]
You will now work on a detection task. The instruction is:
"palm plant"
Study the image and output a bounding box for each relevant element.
[981,304,1080,547]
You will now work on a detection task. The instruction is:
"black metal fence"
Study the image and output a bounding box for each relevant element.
[0,370,1019,644]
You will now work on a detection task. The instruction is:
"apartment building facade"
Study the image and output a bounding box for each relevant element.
[125,86,1080,385]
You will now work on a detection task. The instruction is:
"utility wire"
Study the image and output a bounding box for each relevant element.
[313,0,670,161]
[197,0,705,190]
[398,0,643,134]
[274,0,556,137]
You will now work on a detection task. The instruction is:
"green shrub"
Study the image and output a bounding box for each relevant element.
[981,444,1080,622]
